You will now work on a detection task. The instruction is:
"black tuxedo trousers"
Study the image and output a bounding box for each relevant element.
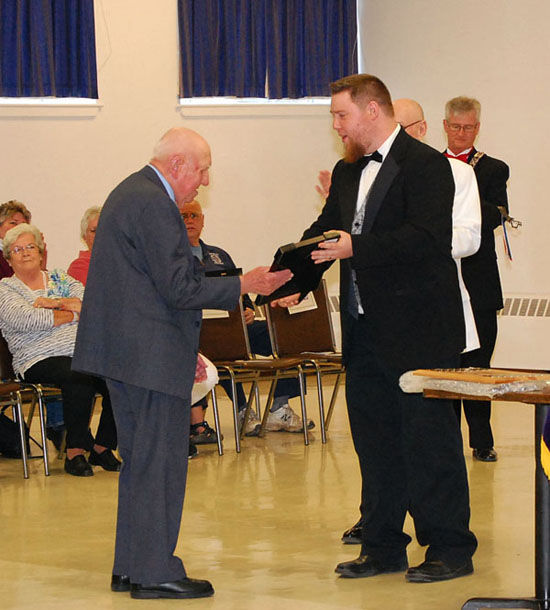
[345,315,478,566]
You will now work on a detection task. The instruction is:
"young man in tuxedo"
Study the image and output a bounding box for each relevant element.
[339,96,483,547]
[279,75,477,582]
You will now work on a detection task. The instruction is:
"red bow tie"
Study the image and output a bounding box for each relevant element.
[445,151,470,164]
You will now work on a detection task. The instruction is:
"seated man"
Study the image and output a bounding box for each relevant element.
[180,200,313,440]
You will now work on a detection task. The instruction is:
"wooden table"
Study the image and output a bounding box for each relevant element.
[424,386,550,610]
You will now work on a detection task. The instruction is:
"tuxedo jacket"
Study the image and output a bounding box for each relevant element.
[72,166,241,400]
[461,148,510,311]
[303,129,465,370]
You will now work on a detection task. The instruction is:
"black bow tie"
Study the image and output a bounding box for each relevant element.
[356,151,383,170]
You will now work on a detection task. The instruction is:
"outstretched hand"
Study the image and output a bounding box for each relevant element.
[315,170,332,199]
[271,293,300,308]
[240,266,293,296]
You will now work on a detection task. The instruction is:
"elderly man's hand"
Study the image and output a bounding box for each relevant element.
[194,354,208,383]
[240,267,293,296]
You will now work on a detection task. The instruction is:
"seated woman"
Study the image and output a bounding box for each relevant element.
[0,223,120,477]
[67,205,101,285]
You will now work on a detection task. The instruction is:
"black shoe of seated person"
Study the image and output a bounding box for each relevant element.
[89,448,122,471]
[64,454,93,477]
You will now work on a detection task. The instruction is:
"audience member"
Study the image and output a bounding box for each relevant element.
[0,200,63,448]
[68,206,102,285]
[278,74,476,583]
[0,200,32,278]
[72,126,291,599]
[444,96,510,462]
[180,199,313,438]
[0,223,119,476]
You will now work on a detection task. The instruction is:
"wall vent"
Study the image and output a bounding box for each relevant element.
[499,296,550,318]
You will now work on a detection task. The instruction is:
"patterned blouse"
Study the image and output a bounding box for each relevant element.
[0,269,84,377]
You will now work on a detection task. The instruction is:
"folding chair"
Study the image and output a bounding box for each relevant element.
[0,381,29,478]
[199,299,306,453]
[0,332,51,476]
[263,279,345,443]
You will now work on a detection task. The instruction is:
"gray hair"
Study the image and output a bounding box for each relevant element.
[80,206,102,240]
[0,200,32,225]
[3,223,44,261]
[445,96,481,122]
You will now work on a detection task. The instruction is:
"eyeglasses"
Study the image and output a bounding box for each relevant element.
[446,123,478,133]
[11,243,37,255]
[399,119,424,130]
[181,212,201,220]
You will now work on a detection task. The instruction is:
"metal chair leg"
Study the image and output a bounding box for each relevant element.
[258,376,278,438]
[324,372,343,431]
[13,391,29,479]
[296,367,309,446]
[209,387,223,456]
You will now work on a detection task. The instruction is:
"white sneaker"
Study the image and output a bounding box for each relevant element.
[265,404,315,433]
[238,408,262,437]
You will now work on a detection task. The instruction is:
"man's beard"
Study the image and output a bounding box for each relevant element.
[343,137,365,164]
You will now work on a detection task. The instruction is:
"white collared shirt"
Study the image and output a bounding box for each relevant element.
[356,124,401,212]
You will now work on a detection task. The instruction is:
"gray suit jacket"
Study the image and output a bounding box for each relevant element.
[72,165,240,400]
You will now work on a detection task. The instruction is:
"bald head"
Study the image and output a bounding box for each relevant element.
[393,99,427,140]
[151,127,212,205]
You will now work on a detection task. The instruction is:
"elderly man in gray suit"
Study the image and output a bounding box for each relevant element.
[72,127,291,600]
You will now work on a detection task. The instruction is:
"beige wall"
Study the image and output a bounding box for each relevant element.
[0,0,341,294]
[359,0,550,296]
[1,0,547,306]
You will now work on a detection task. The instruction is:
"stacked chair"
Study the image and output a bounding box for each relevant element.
[262,279,344,444]
[199,299,306,454]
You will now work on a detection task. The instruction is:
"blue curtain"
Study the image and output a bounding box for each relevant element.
[179,0,266,98]
[0,0,98,98]
[265,0,357,99]
[178,0,357,99]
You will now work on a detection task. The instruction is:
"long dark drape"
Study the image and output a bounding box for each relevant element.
[179,0,357,99]
[0,0,98,98]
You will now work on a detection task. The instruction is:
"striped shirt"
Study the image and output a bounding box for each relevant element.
[0,270,84,377]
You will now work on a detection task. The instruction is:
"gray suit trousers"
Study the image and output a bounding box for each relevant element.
[106,379,190,584]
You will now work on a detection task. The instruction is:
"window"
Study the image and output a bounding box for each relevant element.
[178,0,357,102]
[0,0,98,99]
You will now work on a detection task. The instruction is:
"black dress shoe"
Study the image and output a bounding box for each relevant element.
[64,454,93,477]
[130,578,214,599]
[473,447,498,462]
[405,559,473,583]
[111,574,131,592]
[189,441,198,459]
[335,555,408,578]
[342,519,362,544]
[89,449,122,471]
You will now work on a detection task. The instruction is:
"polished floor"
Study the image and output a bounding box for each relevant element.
[0,382,536,610]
